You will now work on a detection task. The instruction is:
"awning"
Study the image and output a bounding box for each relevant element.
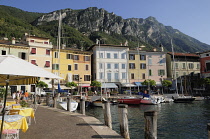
[135,82,143,86]
[156,81,162,86]
[121,83,136,87]
[101,83,118,88]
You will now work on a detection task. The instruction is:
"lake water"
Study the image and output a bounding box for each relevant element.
[85,100,210,139]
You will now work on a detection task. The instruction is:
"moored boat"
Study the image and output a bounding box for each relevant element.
[117,96,141,104]
[172,96,195,103]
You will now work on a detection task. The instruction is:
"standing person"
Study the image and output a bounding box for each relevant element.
[16,91,20,103]
[24,90,29,102]
[12,92,16,100]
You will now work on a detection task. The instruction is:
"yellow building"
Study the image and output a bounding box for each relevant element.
[128,48,147,84]
[52,47,92,89]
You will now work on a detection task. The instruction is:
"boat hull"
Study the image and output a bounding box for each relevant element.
[58,101,78,111]
[173,98,195,103]
[117,98,142,104]
[92,100,103,107]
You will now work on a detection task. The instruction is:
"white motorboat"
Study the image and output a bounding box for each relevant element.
[91,96,107,107]
[58,101,78,112]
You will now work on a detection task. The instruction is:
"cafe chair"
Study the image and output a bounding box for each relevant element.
[2,119,22,139]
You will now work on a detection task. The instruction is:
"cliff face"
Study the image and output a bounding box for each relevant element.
[34,7,210,52]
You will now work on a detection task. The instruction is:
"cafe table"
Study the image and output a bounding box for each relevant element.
[5,101,16,106]
[12,104,22,109]
[9,108,34,118]
[0,115,28,132]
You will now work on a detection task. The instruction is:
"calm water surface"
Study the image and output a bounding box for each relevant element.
[85,100,210,139]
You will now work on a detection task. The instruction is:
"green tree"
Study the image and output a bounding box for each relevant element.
[65,82,78,94]
[0,87,5,98]
[162,80,172,87]
[142,79,156,86]
[90,81,101,92]
[36,81,48,96]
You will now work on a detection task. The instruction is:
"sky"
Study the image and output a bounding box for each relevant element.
[1,0,210,45]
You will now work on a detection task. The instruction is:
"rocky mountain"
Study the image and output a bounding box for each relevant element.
[0,5,209,53]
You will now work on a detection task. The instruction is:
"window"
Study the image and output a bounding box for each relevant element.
[107,73,111,81]
[158,70,165,76]
[52,64,59,70]
[175,63,178,69]
[1,50,6,55]
[84,75,91,81]
[142,73,145,79]
[31,48,36,54]
[99,53,103,58]
[54,52,58,58]
[67,54,72,59]
[107,63,111,69]
[114,63,119,69]
[159,59,164,65]
[74,64,78,70]
[206,62,210,71]
[182,63,186,69]
[129,54,135,60]
[197,63,200,69]
[31,85,35,92]
[30,40,35,43]
[45,61,50,67]
[73,75,79,81]
[188,63,194,69]
[114,73,119,80]
[114,53,118,59]
[140,55,146,60]
[74,55,79,60]
[140,63,146,69]
[206,54,209,56]
[129,63,135,69]
[131,73,134,79]
[19,52,26,60]
[99,63,103,69]
[99,72,103,79]
[122,64,126,69]
[46,49,50,55]
[121,53,126,59]
[68,65,72,71]
[175,72,179,78]
[149,69,152,76]
[122,72,126,79]
[148,59,152,65]
[107,53,111,58]
[85,65,89,70]
[84,56,90,61]
[183,72,186,75]
[44,41,48,44]
[31,60,37,65]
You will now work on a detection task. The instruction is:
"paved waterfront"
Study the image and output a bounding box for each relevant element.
[19,105,123,139]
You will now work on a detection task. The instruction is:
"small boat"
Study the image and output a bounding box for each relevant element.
[193,96,205,101]
[172,96,195,103]
[117,96,142,105]
[140,97,161,105]
[91,96,107,107]
[58,101,78,111]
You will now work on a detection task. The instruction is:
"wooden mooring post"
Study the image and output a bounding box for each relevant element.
[46,93,50,106]
[207,123,210,139]
[118,104,130,139]
[67,96,71,112]
[53,96,57,108]
[103,101,112,129]
[80,98,85,115]
[144,111,157,139]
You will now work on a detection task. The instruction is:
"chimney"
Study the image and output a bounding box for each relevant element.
[12,37,15,44]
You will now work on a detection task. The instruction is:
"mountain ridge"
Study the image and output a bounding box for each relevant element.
[0,5,209,53]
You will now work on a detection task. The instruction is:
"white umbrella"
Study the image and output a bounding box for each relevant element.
[0,55,62,137]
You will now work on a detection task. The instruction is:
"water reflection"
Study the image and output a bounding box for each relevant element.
[86,100,210,139]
